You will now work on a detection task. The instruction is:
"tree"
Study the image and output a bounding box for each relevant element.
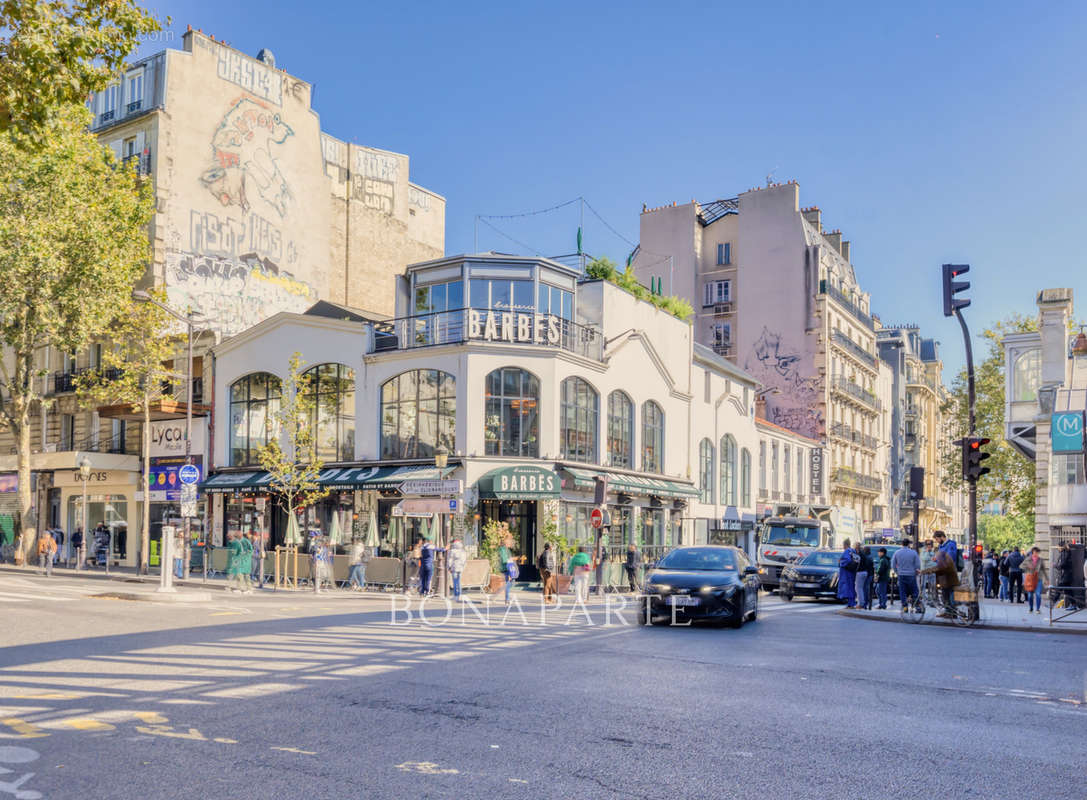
[0,0,163,140]
[257,352,329,538]
[77,291,178,574]
[0,105,153,562]
[978,513,1034,553]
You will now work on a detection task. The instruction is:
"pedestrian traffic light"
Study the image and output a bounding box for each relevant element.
[963,436,991,481]
[973,543,983,559]
[942,263,970,317]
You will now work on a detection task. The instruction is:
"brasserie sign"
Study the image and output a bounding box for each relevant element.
[468,310,562,345]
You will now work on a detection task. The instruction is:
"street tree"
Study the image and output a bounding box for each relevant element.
[978,513,1034,553]
[0,105,153,562]
[257,352,329,539]
[0,0,163,141]
[77,291,178,574]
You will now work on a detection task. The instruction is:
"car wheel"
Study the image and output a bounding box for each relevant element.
[728,601,744,628]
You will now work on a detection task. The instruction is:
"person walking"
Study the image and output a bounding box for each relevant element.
[569,546,592,604]
[1054,542,1075,609]
[891,539,921,610]
[70,527,82,568]
[447,537,467,600]
[1022,546,1048,614]
[982,550,997,598]
[837,539,858,608]
[172,527,186,579]
[37,530,57,577]
[93,522,110,568]
[997,550,1011,601]
[920,540,936,596]
[538,543,557,604]
[1006,547,1025,603]
[497,535,517,605]
[624,543,641,593]
[348,539,371,591]
[225,532,253,593]
[873,547,891,610]
[855,545,872,610]
[312,536,333,593]
[248,532,264,589]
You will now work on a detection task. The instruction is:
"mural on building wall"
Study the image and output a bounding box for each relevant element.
[200,97,294,217]
[352,149,399,215]
[746,326,823,439]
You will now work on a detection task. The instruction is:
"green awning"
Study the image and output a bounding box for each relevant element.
[201,464,454,494]
[560,466,699,498]
[200,471,275,494]
[478,465,561,499]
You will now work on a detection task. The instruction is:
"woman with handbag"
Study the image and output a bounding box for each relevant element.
[1021,546,1048,614]
[498,534,518,605]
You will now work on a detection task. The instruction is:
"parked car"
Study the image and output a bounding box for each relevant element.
[639,546,760,628]
[779,550,843,601]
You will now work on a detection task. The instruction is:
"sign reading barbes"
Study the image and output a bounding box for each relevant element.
[467,310,562,345]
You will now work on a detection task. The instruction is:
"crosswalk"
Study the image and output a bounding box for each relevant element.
[0,576,87,603]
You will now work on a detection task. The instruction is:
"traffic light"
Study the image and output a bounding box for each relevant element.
[973,543,984,560]
[963,436,991,481]
[942,263,971,317]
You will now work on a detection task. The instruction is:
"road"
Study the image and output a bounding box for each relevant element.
[0,571,1084,799]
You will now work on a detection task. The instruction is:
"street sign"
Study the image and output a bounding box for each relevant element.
[180,483,197,518]
[391,507,435,518]
[398,478,462,496]
[590,507,604,529]
[178,463,200,485]
[397,498,459,515]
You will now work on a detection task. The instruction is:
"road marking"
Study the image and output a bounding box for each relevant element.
[395,761,458,775]
[0,720,47,739]
[271,747,316,755]
[134,725,208,741]
[0,592,71,602]
[61,719,115,732]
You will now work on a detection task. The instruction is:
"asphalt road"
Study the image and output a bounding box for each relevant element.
[0,572,1084,800]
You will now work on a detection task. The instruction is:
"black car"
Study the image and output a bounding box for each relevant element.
[780,550,843,601]
[639,546,760,627]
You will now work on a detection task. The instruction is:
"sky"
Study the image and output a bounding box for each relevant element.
[138,0,1087,375]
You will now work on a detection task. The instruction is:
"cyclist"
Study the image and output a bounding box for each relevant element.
[891,538,921,609]
[920,546,958,617]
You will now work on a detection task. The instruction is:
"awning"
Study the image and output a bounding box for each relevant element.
[200,471,275,494]
[201,464,454,494]
[560,466,700,499]
[477,465,561,499]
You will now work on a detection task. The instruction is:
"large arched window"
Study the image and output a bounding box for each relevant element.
[741,448,752,507]
[720,434,737,506]
[699,439,715,504]
[229,372,281,466]
[1014,349,1041,403]
[305,363,355,462]
[560,377,599,463]
[381,369,456,458]
[485,367,539,457]
[642,401,664,473]
[607,391,634,468]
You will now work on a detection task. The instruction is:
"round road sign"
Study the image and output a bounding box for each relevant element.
[590,507,604,529]
[178,464,200,485]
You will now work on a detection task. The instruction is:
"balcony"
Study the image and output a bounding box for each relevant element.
[819,280,874,330]
[904,406,919,420]
[831,330,877,368]
[369,308,605,362]
[126,100,142,113]
[8,431,127,456]
[122,150,152,176]
[831,467,881,493]
[831,375,881,411]
[829,421,878,452]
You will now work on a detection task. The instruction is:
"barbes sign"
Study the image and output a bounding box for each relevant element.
[468,310,562,346]
[478,465,560,499]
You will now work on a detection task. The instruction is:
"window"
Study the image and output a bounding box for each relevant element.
[88,343,102,370]
[758,440,766,494]
[413,280,464,315]
[485,368,539,457]
[1013,349,1041,403]
[99,83,118,120]
[713,323,731,349]
[704,370,711,403]
[641,401,664,473]
[60,414,75,451]
[716,243,732,266]
[123,137,137,159]
[470,279,536,311]
[1052,453,1086,486]
[796,449,804,497]
[560,376,599,463]
[304,364,355,462]
[702,280,731,306]
[741,448,751,507]
[607,391,634,468]
[536,283,574,320]
[699,439,715,504]
[125,69,144,112]
[783,445,791,494]
[720,434,737,506]
[381,369,456,458]
[63,352,77,374]
[110,419,126,454]
[229,373,282,466]
[771,442,780,492]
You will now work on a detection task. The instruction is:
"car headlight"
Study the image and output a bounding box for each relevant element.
[700,585,727,593]
[650,583,671,592]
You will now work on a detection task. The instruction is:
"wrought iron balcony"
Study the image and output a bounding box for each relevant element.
[831,467,882,493]
[819,279,874,330]
[831,375,881,411]
[831,330,877,368]
[829,421,878,452]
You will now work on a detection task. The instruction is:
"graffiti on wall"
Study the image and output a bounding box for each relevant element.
[408,185,432,212]
[165,250,316,338]
[352,149,399,215]
[746,326,823,439]
[189,209,296,265]
[216,47,283,105]
[200,98,294,217]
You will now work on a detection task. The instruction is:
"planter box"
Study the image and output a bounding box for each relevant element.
[486,574,505,594]
[555,574,572,595]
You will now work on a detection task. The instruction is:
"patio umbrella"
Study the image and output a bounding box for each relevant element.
[328,510,344,548]
[364,509,380,549]
[418,515,431,542]
[285,512,302,547]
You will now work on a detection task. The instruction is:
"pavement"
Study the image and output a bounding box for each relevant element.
[0,569,1084,799]
[837,594,1087,634]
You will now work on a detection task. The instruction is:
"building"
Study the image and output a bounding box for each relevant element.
[632,182,882,534]
[1004,288,1087,553]
[202,254,761,578]
[753,413,828,514]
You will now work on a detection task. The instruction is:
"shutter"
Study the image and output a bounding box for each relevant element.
[717,243,724,265]
[135,130,146,155]
[109,139,122,159]
[703,282,712,307]
[724,243,731,265]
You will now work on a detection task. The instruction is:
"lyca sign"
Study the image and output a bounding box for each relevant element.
[468,310,562,346]
[149,419,206,459]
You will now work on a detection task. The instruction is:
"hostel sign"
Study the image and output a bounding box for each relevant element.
[468,310,562,346]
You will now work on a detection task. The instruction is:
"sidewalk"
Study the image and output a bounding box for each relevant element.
[839,597,1087,635]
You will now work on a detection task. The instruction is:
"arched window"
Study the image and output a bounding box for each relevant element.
[229,372,281,466]
[699,439,715,504]
[485,368,539,457]
[642,401,664,473]
[304,363,355,462]
[720,434,737,506]
[607,391,634,468]
[381,370,456,458]
[1014,349,1041,403]
[560,377,599,463]
[741,448,752,507]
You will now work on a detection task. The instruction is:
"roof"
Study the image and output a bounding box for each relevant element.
[919,338,939,362]
[755,416,823,446]
[698,198,739,226]
[304,300,386,323]
[692,343,757,385]
[404,252,581,279]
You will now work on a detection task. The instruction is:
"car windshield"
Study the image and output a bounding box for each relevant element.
[762,524,820,547]
[801,551,841,567]
[657,548,737,571]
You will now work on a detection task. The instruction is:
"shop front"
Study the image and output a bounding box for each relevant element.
[55,467,140,566]
[476,464,561,582]
[146,419,207,566]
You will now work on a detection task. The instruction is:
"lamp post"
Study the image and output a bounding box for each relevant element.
[132,290,200,592]
[78,456,91,570]
[435,445,449,597]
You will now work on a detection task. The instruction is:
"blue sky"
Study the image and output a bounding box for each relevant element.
[140,1,1086,375]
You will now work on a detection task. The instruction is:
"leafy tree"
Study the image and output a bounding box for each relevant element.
[77,291,179,574]
[0,0,164,140]
[0,105,153,562]
[257,352,329,536]
[978,513,1034,553]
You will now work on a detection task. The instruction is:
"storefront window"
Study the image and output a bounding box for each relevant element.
[560,501,595,549]
[229,373,282,466]
[67,494,128,559]
[720,434,737,506]
[470,279,535,311]
[607,391,634,468]
[560,376,598,463]
[485,367,539,457]
[304,363,355,462]
[741,448,752,507]
[381,370,456,458]
[1052,453,1086,486]
[699,439,714,504]
[536,283,573,320]
[641,508,667,547]
[642,401,664,473]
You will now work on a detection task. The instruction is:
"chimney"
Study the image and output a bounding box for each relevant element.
[801,206,821,231]
[1037,288,1073,389]
[755,393,768,421]
[841,241,851,263]
[823,230,842,255]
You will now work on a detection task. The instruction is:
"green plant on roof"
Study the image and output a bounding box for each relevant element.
[585,257,693,322]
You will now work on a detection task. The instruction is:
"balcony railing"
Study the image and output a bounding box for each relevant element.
[122,151,152,176]
[368,308,605,361]
[831,330,877,368]
[831,467,881,493]
[829,421,878,452]
[819,279,874,330]
[904,406,919,419]
[9,431,127,456]
[830,375,881,411]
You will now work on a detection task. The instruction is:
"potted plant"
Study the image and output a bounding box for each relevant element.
[540,516,575,595]
[480,519,511,594]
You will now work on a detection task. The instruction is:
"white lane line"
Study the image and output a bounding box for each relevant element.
[0,592,71,602]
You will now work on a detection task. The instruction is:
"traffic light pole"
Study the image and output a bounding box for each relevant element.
[954,307,979,559]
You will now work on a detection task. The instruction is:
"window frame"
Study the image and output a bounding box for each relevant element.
[720,434,737,506]
[380,369,456,459]
[484,367,540,458]
[559,376,599,463]
[699,438,715,505]
[606,390,634,468]
[304,363,356,463]
[229,372,283,467]
[641,400,665,474]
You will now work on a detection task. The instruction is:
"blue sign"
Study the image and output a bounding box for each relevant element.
[179,464,200,485]
[148,456,203,501]
[448,499,457,511]
[1051,411,1085,453]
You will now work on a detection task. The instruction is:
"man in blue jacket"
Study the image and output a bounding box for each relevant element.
[934,530,958,567]
[837,539,858,608]
[418,536,444,596]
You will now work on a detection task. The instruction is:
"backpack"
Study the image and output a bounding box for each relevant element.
[537,552,549,571]
[848,550,861,570]
[506,561,519,581]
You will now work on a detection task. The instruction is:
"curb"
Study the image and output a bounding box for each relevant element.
[836,608,1087,636]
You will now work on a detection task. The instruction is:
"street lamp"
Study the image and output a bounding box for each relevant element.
[132,290,201,592]
[435,446,449,597]
[78,456,91,570]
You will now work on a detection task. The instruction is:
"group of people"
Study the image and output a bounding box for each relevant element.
[980,544,1083,611]
[837,538,899,610]
[32,522,112,575]
[837,531,963,614]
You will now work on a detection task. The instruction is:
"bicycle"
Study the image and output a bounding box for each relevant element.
[916,580,978,627]
[900,583,925,624]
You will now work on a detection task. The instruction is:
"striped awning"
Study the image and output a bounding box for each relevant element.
[201,464,454,494]
[560,466,700,498]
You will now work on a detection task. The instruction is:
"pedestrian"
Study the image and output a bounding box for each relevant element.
[447,537,467,600]
[37,530,57,577]
[891,539,921,609]
[498,535,517,605]
[982,550,997,598]
[93,521,110,568]
[418,536,438,596]
[1054,542,1076,609]
[569,546,592,604]
[537,543,557,604]
[1021,546,1048,614]
[920,546,958,615]
[248,532,264,588]
[173,527,186,579]
[71,527,83,568]
[348,538,371,591]
[312,536,333,593]
[1006,546,1025,603]
[920,540,936,596]
[50,528,64,569]
[225,531,253,593]
[998,550,1011,601]
[855,545,872,610]
[624,543,641,593]
[873,547,891,610]
[837,538,858,608]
